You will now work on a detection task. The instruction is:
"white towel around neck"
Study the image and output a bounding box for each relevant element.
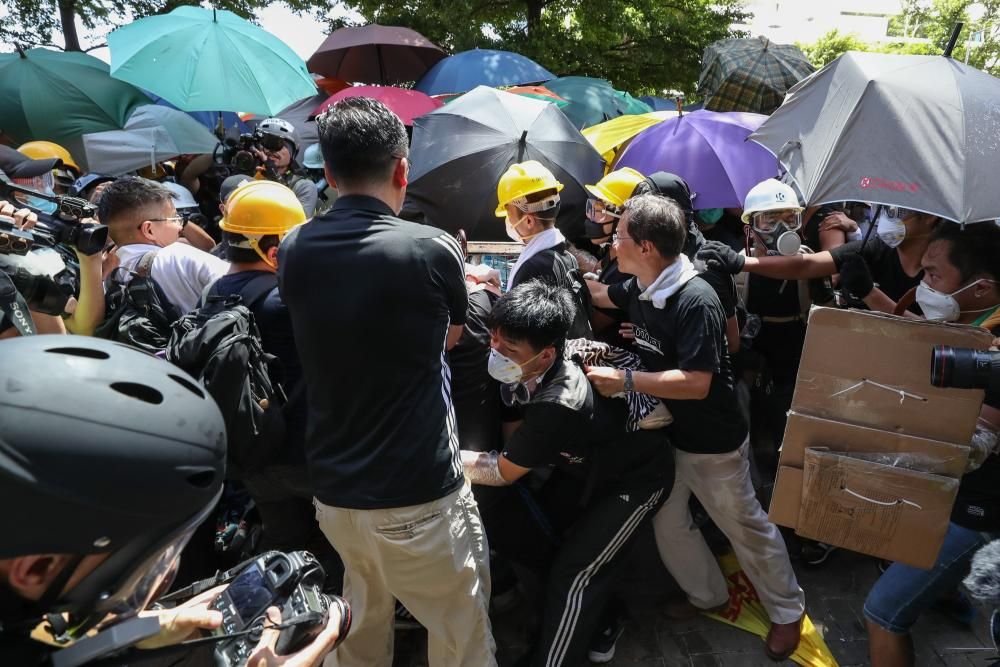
[508,227,566,287]
[638,254,700,309]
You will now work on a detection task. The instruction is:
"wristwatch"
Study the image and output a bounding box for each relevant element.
[623,368,634,393]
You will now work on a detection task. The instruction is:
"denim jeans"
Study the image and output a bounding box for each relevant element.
[864,521,993,633]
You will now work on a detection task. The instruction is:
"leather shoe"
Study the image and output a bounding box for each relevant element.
[765,616,803,661]
[663,598,728,620]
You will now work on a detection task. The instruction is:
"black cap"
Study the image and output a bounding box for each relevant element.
[220,174,254,203]
[0,144,62,179]
[635,171,694,215]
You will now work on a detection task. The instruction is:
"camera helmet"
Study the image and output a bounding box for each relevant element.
[0,335,226,637]
[258,117,299,154]
[741,178,803,223]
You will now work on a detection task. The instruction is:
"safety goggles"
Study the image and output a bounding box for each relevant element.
[751,209,802,233]
[586,198,622,222]
[509,193,560,214]
[880,205,918,220]
[259,133,286,152]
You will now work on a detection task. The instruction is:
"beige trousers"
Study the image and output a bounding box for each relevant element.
[652,439,805,624]
[316,483,496,667]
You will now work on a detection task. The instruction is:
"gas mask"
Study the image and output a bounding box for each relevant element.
[750,209,802,256]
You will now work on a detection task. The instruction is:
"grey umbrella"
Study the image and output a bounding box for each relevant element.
[750,51,1000,223]
[407,86,605,240]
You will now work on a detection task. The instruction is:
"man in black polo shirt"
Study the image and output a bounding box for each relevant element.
[461,280,672,666]
[278,97,495,666]
[587,194,805,661]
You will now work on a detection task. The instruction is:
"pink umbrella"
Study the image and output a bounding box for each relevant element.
[312,85,443,126]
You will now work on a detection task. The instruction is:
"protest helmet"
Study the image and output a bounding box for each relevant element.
[586,167,645,208]
[258,117,300,154]
[18,141,80,174]
[0,335,225,639]
[741,178,803,224]
[495,160,563,217]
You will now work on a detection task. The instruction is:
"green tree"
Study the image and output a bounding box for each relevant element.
[797,29,870,68]
[885,0,1000,73]
[340,0,749,94]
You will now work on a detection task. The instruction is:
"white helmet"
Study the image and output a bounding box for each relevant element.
[741,178,803,224]
[302,144,323,170]
[258,117,299,154]
[161,181,198,210]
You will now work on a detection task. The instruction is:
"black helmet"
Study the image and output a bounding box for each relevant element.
[0,335,226,637]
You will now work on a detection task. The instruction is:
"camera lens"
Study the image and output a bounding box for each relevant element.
[931,345,1000,392]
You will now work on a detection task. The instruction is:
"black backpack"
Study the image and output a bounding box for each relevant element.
[95,250,181,354]
[166,274,286,476]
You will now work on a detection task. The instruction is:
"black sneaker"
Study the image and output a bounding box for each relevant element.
[800,541,837,566]
[394,600,421,630]
[587,619,625,664]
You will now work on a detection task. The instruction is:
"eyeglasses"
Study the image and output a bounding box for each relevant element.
[586,199,622,222]
[139,216,187,231]
[612,232,634,244]
[881,206,917,220]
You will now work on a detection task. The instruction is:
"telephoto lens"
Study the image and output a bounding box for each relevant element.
[931,345,1000,392]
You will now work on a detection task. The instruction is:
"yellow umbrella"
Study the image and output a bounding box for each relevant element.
[582,111,673,171]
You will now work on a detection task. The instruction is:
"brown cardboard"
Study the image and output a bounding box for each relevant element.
[767,307,991,566]
[796,448,958,569]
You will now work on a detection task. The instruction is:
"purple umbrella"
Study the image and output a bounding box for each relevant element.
[615,109,776,209]
[307,24,446,85]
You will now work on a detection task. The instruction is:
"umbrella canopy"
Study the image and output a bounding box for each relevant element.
[407,86,605,240]
[108,6,316,115]
[83,104,220,175]
[698,35,815,114]
[638,95,674,111]
[307,24,445,85]
[505,85,567,106]
[312,86,443,125]
[414,50,555,96]
[544,77,653,129]
[616,109,773,209]
[0,48,148,152]
[144,91,249,136]
[582,111,672,168]
[749,51,1000,223]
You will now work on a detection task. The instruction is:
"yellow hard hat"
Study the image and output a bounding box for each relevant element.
[494,160,564,217]
[585,167,645,208]
[220,180,306,237]
[18,141,80,173]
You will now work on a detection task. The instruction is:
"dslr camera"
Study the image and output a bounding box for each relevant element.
[218,129,285,179]
[932,345,1000,393]
[204,550,350,666]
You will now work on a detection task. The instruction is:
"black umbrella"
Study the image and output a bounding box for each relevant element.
[307,24,445,85]
[407,86,605,241]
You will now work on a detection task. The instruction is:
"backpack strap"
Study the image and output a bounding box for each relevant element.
[238,273,279,308]
[134,250,159,278]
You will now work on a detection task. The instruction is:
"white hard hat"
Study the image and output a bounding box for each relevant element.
[258,117,299,153]
[302,144,323,170]
[161,181,198,210]
[741,178,803,224]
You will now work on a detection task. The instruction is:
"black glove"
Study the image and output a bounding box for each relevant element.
[838,252,874,299]
[696,240,745,274]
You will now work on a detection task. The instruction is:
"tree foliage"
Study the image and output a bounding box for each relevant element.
[340,0,749,95]
[797,29,870,68]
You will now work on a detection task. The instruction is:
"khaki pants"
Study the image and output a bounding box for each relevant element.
[316,484,496,667]
[652,439,805,624]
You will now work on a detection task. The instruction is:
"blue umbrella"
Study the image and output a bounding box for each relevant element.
[144,91,249,136]
[414,49,554,96]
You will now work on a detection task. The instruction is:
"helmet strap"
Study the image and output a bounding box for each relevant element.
[248,237,278,270]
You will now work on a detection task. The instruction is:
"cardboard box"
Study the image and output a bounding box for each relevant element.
[768,307,992,568]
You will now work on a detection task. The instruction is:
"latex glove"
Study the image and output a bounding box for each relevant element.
[838,252,875,299]
[696,240,745,274]
[966,419,1000,473]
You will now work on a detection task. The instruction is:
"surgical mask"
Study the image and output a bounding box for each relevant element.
[876,209,907,248]
[756,223,801,256]
[504,217,523,243]
[697,208,723,226]
[916,279,998,322]
[487,347,544,384]
[20,195,58,215]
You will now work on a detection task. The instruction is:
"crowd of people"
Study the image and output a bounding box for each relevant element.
[0,92,998,667]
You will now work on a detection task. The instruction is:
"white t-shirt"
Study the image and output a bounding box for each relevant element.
[116,242,229,314]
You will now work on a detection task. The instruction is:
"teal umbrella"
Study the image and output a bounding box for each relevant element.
[109,6,316,115]
[545,77,652,129]
[0,47,148,149]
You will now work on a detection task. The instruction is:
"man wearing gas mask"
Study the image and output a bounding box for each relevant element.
[698,180,942,317]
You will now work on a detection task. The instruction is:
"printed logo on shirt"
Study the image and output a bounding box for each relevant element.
[967,505,986,517]
[559,452,585,465]
[619,494,630,503]
[633,326,663,356]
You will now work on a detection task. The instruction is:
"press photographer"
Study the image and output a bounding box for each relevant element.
[0,335,348,667]
[221,118,316,217]
[0,147,108,338]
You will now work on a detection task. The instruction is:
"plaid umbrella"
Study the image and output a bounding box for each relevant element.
[697,36,814,115]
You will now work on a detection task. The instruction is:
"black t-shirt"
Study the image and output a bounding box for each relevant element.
[608,275,747,453]
[830,237,923,304]
[449,288,502,454]
[502,357,670,487]
[701,215,745,253]
[277,195,468,509]
[211,271,306,465]
[511,242,592,339]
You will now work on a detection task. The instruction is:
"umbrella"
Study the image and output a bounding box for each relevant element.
[582,111,672,168]
[638,95,675,111]
[505,85,568,106]
[544,77,653,129]
[616,109,774,209]
[144,91,250,136]
[108,6,316,115]
[749,51,1000,223]
[307,24,445,85]
[0,47,147,154]
[407,86,605,240]
[312,86,443,126]
[83,104,220,174]
[698,36,815,114]
[414,50,555,96]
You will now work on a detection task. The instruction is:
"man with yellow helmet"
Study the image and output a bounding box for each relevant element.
[495,160,592,338]
[17,141,80,194]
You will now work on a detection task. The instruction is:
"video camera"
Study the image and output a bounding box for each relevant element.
[217,129,283,180]
[931,345,1000,393]
[0,176,108,256]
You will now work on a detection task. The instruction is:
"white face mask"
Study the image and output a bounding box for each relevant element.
[487,347,544,384]
[876,210,907,248]
[915,279,997,322]
[504,216,523,243]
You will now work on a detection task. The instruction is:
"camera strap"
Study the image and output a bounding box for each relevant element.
[0,271,35,336]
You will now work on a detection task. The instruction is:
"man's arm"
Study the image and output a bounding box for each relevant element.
[585,366,712,400]
[446,324,464,350]
[742,252,838,280]
[587,279,615,309]
[64,244,105,336]
[460,450,531,486]
[428,234,469,348]
[181,222,216,253]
